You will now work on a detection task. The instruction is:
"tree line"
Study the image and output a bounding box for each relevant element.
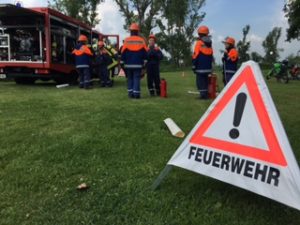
[237,25,283,66]
[49,0,300,67]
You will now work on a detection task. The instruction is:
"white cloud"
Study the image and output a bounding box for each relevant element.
[210,34,225,64]
[270,6,300,59]
[209,28,216,36]
[23,0,47,7]
[217,35,225,42]
[0,0,47,7]
[0,0,13,4]
[249,34,263,43]
[95,0,127,44]
[248,33,264,56]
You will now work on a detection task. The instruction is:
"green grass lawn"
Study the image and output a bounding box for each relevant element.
[1,71,300,225]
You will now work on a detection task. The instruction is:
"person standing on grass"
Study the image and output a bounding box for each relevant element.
[72,34,93,89]
[222,37,239,86]
[121,23,148,99]
[192,25,213,99]
[146,34,163,96]
[94,41,113,87]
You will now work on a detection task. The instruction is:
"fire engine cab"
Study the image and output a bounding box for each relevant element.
[0,4,119,84]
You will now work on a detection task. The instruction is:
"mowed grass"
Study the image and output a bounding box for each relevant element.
[0,70,300,225]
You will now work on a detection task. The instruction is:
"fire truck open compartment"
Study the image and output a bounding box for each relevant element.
[49,15,93,65]
[0,4,44,62]
[0,4,120,84]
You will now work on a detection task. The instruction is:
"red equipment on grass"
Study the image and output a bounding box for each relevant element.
[208,73,218,99]
[160,78,167,98]
[290,64,300,80]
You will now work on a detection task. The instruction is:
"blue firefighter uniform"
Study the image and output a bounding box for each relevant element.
[222,37,239,85]
[147,45,163,96]
[121,35,148,98]
[95,46,113,87]
[222,48,238,85]
[192,35,213,99]
[72,40,93,89]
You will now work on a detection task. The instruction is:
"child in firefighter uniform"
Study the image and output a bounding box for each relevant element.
[105,43,119,81]
[192,25,213,99]
[94,41,113,87]
[72,34,93,89]
[222,37,239,85]
[121,23,148,99]
[147,34,163,96]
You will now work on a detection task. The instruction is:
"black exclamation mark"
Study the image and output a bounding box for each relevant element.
[229,92,247,139]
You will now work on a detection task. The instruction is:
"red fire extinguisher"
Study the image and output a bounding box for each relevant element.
[208,73,217,99]
[160,78,167,98]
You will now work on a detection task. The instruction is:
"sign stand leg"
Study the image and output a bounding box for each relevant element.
[151,165,173,190]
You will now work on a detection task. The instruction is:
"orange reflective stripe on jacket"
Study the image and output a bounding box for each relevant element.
[121,36,148,53]
[72,45,93,56]
[192,40,213,59]
[228,48,238,62]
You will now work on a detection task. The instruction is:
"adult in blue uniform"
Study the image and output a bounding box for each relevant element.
[94,41,113,87]
[192,25,213,99]
[121,23,148,99]
[72,34,93,89]
[222,37,239,85]
[147,34,163,96]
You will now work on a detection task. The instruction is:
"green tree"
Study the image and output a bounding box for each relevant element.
[113,0,163,37]
[114,0,206,66]
[262,27,282,64]
[250,51,263,63]
[236,25,251,64]
[284,0,300,41]
[49,0,103,27]
[286,53,300,65]
[156,0,206,66]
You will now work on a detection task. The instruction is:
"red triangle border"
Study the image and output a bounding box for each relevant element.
[190,66,287,166]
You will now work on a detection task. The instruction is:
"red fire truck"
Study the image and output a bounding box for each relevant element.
[0,4,119,84]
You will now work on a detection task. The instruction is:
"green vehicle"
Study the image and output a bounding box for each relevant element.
[266,60,289,83]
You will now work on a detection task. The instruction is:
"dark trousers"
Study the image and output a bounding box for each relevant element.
[196,72,209,99]
[224,72,234,86]
[78,67,91,88]
[147,64,160,95]
[126,69,141,98]
[98,67,111,87]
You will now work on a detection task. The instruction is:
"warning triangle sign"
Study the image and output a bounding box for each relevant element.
[190,65,286,166]
[167,61,300,210]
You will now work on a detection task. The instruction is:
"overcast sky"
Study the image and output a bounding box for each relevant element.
[1,0,299,63]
